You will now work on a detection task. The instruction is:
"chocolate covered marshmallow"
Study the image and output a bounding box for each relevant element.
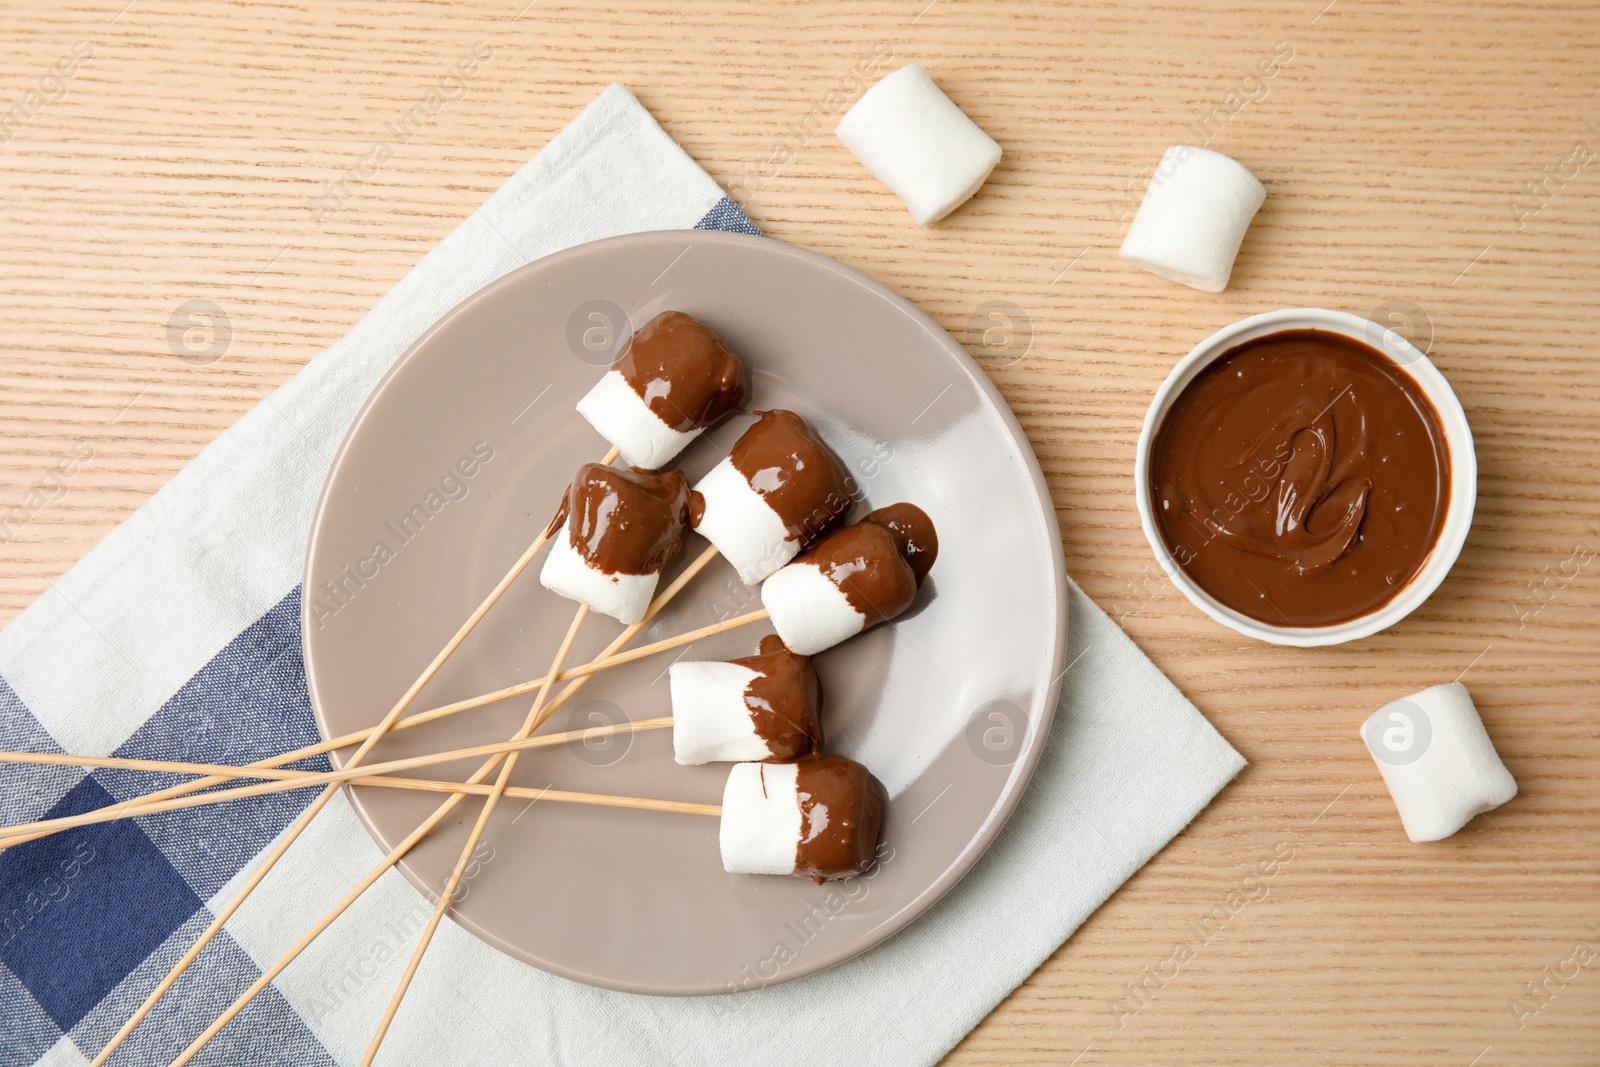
[691,409,853,585]
[539,463,693,624]
[761,503,938,656]
[719,755,885,882]
[670,634,823,765]
[575,310,750,470]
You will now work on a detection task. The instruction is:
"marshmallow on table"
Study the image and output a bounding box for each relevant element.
[692,409,852,586]
[719,755,885,881]
[1119,145,1265,293]
[763,503,937,656]
[539,463,692,624]
[835,64,1002,227]
[1362,682,1518,843]
[671,634,822,765]
[575,310,750,470]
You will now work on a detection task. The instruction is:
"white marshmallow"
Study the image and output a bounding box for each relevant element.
[835,64,1002,227]
[1361,683,1518,844]
[762,561,866,656]
[1119,145,1265,293]
[575,369,701,470]
[537,531,658,625]
[692,458,796,585]
[719,761,801,876]
[670,660,771,765]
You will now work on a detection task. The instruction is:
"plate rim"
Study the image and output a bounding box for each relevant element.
[301,228,1069,995]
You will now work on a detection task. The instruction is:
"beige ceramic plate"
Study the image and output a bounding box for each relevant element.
[303,230,1066,995]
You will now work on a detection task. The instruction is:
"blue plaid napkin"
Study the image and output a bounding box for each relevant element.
[0,84,1242,1067]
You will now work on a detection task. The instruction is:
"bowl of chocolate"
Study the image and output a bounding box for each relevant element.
[1134,308,1476,646]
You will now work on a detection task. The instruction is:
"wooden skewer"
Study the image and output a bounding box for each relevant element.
[169,744,529,1067]
[220,568,753,768]
[362,602,588,1065]
[0,605,760,844]
[0,601,765,847]
[363,777,720,817]
[0,710,680,840]
[0,717,674,792]
[17,725,717,820]
[84,446,621,1067]
[168,546,720,1066]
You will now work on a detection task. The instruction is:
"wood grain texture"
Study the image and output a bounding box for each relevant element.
[1,0,1596,1063]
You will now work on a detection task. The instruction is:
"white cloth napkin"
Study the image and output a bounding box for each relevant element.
[0,84,1243,1067]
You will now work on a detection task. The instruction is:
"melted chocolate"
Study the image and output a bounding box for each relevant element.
[1150,329,1451,627]
[734,633,822,760]
[548,464,692,576]
[615,311,750,432]
[790,754,884,883]
[728,409,853,547]
[862,503,939,586]
[793,506,931,625]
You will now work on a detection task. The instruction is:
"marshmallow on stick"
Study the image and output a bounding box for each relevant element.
[539,463,693,624]
[692,409,854,585]
[720,755,885,882]
[576,310,751,470]
[1119,145,1265,293]
[762,503,938,656]
[835,64,1003,227]
[671,634,823,765]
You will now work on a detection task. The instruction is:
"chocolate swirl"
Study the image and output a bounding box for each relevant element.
[790,754,884,883]
[546,464,692,576]
[735,633,822,761]
[615,311,750,432]
[728,409,853,547]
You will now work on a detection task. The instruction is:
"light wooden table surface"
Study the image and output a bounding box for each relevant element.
[2,1,1597,1063]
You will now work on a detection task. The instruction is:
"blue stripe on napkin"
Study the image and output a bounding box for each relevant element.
[694,197,761,236]
[102,589,331,903]
[0,778,202,1032]
[0,681,78,828]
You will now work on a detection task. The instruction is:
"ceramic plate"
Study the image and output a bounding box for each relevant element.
[302,230,1066,995]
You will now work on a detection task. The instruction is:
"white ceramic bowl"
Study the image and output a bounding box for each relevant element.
[1133,307,1477,647]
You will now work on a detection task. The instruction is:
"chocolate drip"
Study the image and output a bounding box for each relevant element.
[1150,329,1451,627]
[728,409,853,547]
[615,311,750,432]
[861,503,939,586]
[734,633,822,761]
[792,755,885,883]
[553,463,692,576]
[543,494,570,540]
